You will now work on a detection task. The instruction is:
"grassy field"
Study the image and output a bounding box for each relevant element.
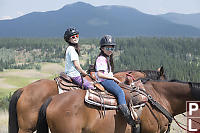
[0,62,187,132]
[0,62,64,98]
[0,110,8,133]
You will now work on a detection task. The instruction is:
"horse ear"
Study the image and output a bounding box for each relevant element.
[158,66,164,75]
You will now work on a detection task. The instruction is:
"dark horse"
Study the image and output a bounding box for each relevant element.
[36,80,200,133]
[9,67,166,133]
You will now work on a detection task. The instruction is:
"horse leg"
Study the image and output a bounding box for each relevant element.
[17,98,39,133]
[17,113,37,133]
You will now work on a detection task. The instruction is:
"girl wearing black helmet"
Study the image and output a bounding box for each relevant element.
[64,27,94,90]
[94,35,134,126]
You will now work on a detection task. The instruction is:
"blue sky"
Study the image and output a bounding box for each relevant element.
[0,0,200,20]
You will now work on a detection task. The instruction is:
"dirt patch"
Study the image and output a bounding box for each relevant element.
[0,78,18,89]
[41,63,64,74]
[0,69,50,79]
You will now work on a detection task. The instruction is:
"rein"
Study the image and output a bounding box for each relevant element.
[118,83,136,91]
[120,76,174,132]
[126,73,136,81]
[147,94,173,133]
[87,73,136,92]
[81,74,84,89]
[135,82,173,133]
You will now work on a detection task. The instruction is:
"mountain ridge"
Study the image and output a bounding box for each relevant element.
[159,13,200,29]
[0,2,200,37]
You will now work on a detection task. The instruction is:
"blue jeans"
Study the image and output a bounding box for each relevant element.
[100,79,126,105]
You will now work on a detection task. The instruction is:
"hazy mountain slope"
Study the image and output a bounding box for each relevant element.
[0,2,200,37]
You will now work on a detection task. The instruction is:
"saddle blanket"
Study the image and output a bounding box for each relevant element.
[84,83,148,110]
[85,89,118,109]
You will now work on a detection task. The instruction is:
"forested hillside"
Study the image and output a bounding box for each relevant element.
[0,37,200,82]
[115,37,200,81]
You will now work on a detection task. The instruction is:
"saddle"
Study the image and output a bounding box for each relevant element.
[85,80,148,109]
[54,72,80,93]
[54,72,104,93]
[84,80,148,122]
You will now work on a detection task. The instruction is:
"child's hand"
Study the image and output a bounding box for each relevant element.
[81,71,87,77]
[113,77,121,84]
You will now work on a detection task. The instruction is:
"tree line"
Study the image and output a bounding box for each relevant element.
[114,37,200,82]
[0,37,200,82]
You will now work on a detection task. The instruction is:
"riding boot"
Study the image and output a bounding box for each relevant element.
[118,104,135,126]
[131,124,141,133]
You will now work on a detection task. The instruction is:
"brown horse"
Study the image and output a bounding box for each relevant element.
[36,80,200,133]
[9,67,166,133]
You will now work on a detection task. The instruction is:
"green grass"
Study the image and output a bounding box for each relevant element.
[4,76,38,87]
[0,62,64,98]
[0,74,47,98]
[0,89,13,98]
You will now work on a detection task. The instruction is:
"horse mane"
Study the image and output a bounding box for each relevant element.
[136,70,161,80]
[189,82,200,88]
[114,69,163,80]
[136,78,151,84]
[168,79,188,84]
[188,82,200,100]
[114,69,134,73]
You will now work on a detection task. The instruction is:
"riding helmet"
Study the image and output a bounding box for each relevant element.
[64,27,79,42]
[100,35,116,47]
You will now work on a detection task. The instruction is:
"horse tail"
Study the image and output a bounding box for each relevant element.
[8,89,23,133]
[36,97,52,133]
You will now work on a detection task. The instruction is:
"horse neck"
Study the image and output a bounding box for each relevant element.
[151,81,192,116]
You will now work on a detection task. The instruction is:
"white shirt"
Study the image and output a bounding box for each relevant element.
[95,56,113,82]
[65,46,80,77]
